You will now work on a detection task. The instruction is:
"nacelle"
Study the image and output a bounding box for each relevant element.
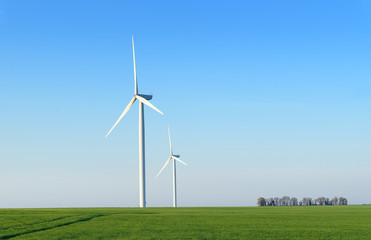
[138,94,152,100]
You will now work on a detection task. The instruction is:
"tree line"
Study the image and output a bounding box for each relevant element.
[257,196,348,206]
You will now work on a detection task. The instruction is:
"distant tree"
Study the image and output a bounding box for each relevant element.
[257,196,346,207]
[290,197,298,206]
[266,198,274,206]
[274,197,279,206]
[338,197,348,205]
[316,197,326,205]
[273,197,279,206]
[282,196,290,206]
[257,197,266,206]
[302,198,312,206]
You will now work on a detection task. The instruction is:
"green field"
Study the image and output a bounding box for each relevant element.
[1,206,371,239]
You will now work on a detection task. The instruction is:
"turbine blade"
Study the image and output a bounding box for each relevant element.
[136,95,163,115]
[155,157,172,178]
[168,126,172,155]
[105,97,136,137]
[173,156,187,166]
[132,36,138,95]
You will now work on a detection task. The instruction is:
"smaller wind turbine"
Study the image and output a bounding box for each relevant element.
[156,127,187,207]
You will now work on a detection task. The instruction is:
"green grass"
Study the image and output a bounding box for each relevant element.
[0,206,371,239]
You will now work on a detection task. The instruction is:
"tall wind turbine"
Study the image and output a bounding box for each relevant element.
[156,127,187,207]
[106,36,163,208]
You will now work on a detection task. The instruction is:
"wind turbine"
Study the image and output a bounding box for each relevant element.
[156,127,187,207]
[106,36,163,208]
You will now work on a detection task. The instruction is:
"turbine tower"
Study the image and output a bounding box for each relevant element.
[156,127,187,207]
[106,36,163,208]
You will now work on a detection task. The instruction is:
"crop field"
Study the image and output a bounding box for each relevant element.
[0,206,371,239]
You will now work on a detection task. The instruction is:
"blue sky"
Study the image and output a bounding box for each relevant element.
[0,0,370,207]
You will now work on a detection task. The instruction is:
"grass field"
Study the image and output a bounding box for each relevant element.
[1,206,371,239]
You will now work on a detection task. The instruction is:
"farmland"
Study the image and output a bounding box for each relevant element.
[1,206,371,239]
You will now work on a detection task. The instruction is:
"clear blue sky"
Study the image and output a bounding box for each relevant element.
[0,0,370,207]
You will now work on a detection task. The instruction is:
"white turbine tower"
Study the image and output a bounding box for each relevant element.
[156,127,187,207]
[106,36,163,208]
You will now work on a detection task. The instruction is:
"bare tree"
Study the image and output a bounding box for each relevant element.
[302,197,312,206]
[256,196,347,207]
[315,197,326,205]
[257,197,266,206]
[266,198,274,206]
[274,197,279,206]
[282,196,290,206]
[290,197,298,206]
[338,197,348,205]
